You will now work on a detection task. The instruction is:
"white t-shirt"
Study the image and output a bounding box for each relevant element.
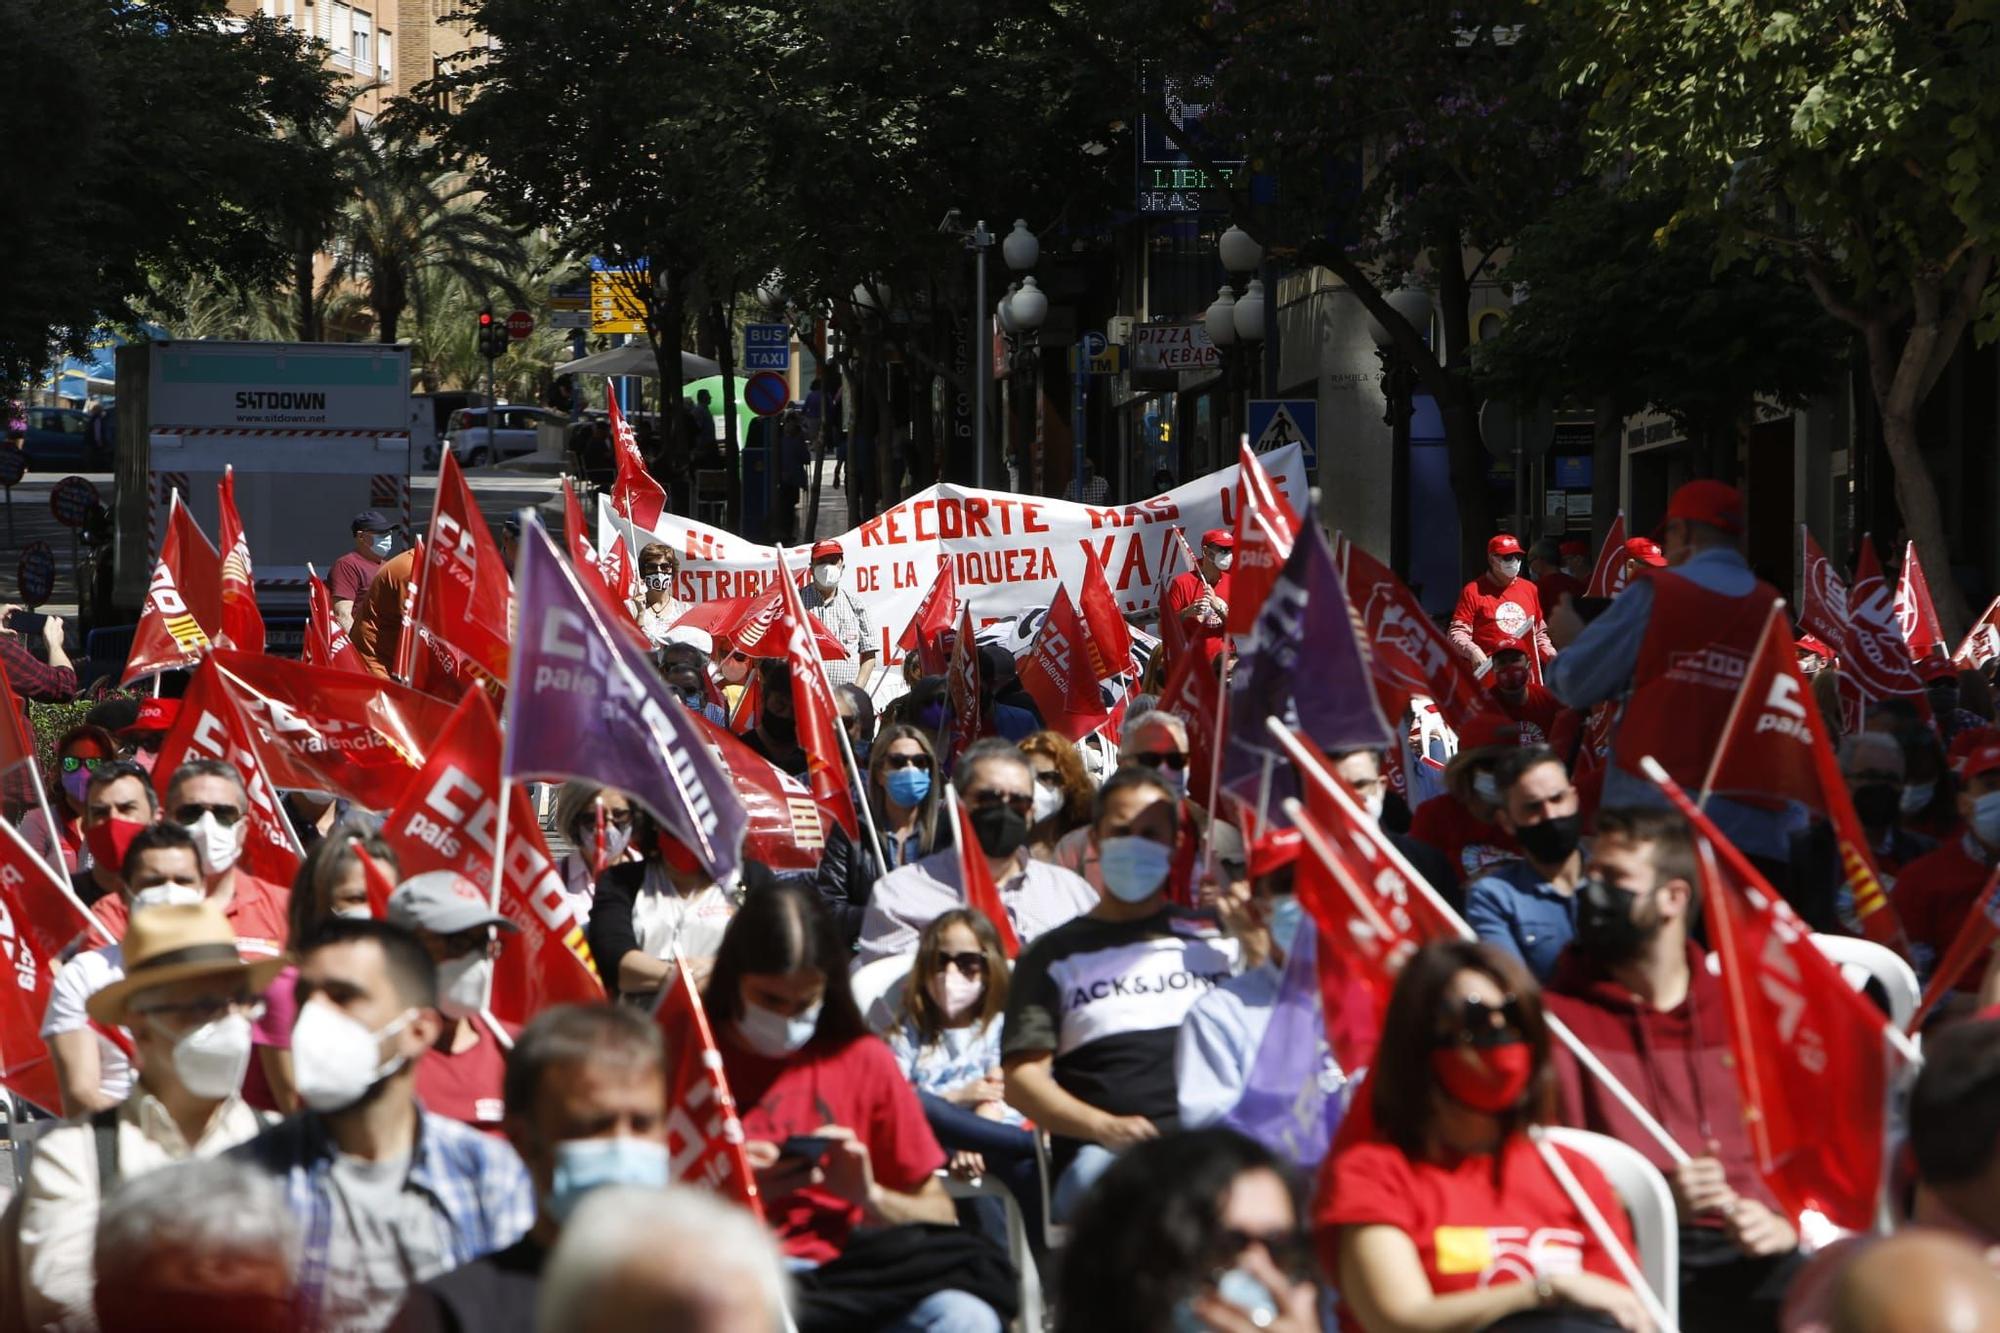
[40,943,132,1103]
[631,864,738,962]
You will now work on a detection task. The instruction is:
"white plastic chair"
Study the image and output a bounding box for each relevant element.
[1812,933,1921,1032]
[942,1172,1045,1332]
[1541,1126,1680,1326]
[1032,1130,1070,1252]
[849,955,913,1034]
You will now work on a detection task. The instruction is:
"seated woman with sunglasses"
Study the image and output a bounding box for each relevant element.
[1319,939,1648,1333]
[816,725,955,946]
[627,542,691,647]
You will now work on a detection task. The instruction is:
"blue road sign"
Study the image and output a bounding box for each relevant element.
[1247,399,1318,470]
[744,324,790,371]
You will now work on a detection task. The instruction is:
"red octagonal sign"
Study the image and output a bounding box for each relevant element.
[505,310,534,340]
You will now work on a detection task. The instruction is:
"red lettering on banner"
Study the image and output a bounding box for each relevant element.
[858,514,887,547]
[1143,496,1181,521]
[1219,491,1238,525]
[883,508,906,544]
[1117,534,1155,591]
[964,498,992,537]
[855,566,878,593]
[939,501,963,539]
[1022,503,1049,533]
[1086,506,1125,529]
[892,562,918,589]
[912,502,935,542]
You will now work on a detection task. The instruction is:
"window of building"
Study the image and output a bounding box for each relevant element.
[352,10,370,66]
[378,28,392,80]
[330,1,351,54]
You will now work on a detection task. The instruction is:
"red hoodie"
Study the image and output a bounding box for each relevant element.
[1543,941,1781,1227]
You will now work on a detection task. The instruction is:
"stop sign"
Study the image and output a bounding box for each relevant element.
[505,310,534,340]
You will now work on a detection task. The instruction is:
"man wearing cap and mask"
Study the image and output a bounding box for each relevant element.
[801,539,875,688]
[1544,806,1802,1331]
[855,739,1097,968]
[387,872,521,1133]
[1892,737,2000,1007]
[1162,529,1236,675]
[1449,533,1557,671]
[333,511,398,630]
[1547,480,1787,865]
[233,917,533,1333]
[1485,645,1580,756]
[18,900,282,1330]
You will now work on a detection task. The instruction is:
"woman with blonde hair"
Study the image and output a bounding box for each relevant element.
[815,723,954,945]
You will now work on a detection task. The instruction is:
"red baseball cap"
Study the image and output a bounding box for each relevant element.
[1918,655,1959,684]
[1624,537,1668,568]
[1248,829,1304,878]
[1795,633,1838,660]
[1487,534,1524,558]
[1955,733,2000,782]
[809,539,843,563]
[1558,540,1589,558]
[1201,528,1235,550]
[1662,480,1745,536]
[120,698,181,736]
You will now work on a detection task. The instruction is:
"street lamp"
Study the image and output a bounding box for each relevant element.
[1002,219,1040,273]
[997,278,1046,489]
[1218,225,1264,277]
[1204,285,1237,347]
[1370,287,1433,580]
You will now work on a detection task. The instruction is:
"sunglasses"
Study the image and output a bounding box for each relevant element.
[937,951,987,978]
[1209,1226,1314,1276]
[1132,751,1189,772]
[60,755,109,774]
[640,563,675,574]
[884,754,933,772]
[1433,995,1527,1049]
[439,925,499,959]
[968,790,1035,815]
[174,802,244,827]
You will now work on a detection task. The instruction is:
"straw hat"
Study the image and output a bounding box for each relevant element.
[87,903,286,1027]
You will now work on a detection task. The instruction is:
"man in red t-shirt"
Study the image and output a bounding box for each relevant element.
[1487,646,1580,759]
[93,759,290,959]
[1162,528,1236,675]
[1894,738,2000,1002]
[389,871,521,1132]
[1409,716,1523,881]
[1530,538,1586,612]
[1449,534,1556,670]
[329,509,395,630]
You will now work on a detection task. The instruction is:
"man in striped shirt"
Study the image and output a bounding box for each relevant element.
[801,539,877,688]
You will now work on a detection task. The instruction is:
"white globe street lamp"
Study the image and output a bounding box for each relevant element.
[1002,219,1040,273]
[1204,286,1238,347]
[1233,278,1267,344]
[1218,225,1264,276]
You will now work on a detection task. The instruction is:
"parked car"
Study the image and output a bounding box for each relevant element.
[23,406,108,470]
[416,391,490,467]
[442,405,567,467]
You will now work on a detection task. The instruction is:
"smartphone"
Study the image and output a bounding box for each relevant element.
[7,611,45,638]
[778,1134,836,1164]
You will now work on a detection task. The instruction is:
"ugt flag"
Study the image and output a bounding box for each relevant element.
[505,515,747,884]
[1217,923,1345,1170]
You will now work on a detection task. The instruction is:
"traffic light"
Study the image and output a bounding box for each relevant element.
[477,309,509,360]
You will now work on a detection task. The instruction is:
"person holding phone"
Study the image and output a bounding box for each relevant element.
[0,601,76,703]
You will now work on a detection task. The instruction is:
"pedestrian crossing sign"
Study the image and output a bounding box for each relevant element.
[1248,399,1317,469]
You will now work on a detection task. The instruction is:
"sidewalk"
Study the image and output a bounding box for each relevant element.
[809,457,849,541]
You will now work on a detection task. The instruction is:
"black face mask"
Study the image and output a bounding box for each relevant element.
[1575,878,1654,966]
[969,804,1029,859]
[1514,813,1582,866]
[762,711,797,746]
[1850,782,1902,830]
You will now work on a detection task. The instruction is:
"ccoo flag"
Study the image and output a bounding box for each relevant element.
[1017,586,1111,741]
[504,515,747,884]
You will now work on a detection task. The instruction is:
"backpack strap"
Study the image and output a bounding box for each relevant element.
[90,1107,120,1197]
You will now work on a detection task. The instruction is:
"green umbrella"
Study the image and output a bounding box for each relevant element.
[683,373,763,444]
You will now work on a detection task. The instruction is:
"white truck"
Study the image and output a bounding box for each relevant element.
[113,340,417,616]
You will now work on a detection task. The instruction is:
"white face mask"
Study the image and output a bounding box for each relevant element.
[183,812,243,877]
[1031,783,1064,825]
[601,823,634,862]
[812,563,842,590]
[1493,556,1523,581]
[735,1000,821,1058]
[133,884,204,911]
[927,969,984,1021]
[436,953,493,1021]
[332,905,374,921]
[167,1012,254,1100]
[1363,789,1387,825]
[291,1000,416,1112]
[369,533,394,559]
[643,572,674,593]
[1211,550,1234,573]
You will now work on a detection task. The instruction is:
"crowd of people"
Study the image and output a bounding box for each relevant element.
[1,470,1999,1333]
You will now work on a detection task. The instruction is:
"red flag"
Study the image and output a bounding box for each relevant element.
[0,818,109,1111]
[1585,513,1629,599]
[123,493,223,685]
[1843,536,1931,711]
[1290,734,1466,1073]
[350,839,398,919]
[1956,597,2000,669]
[1157,643,1222,808]
[944,604,984,768]
[654,958,762,1217]
[1226,442,1302,636]
[1340,536,1510,738]
[1909,865,2000,1029]
[773,549,860,840]
[608,393,667,531]
[1153,526,1195,665]
[673,583,849,662]
[215,466,266,654]
[411,452,514,700]
[378,690,603,1024]
[1077,542,1137,681]
[304,570,365,674]
[1017,588,1110,741]
[1798,528,1852,655]
[1700,608,1912,960]
[729,666,762,736]
[692,715,828,874]
[1894,539,1948,667]
[1651,765,1900,1232]
[897,558,962,677]
[207,649,459,812]
[559,477,653,653]
[946,788,1020,958]
[149,662,303,887]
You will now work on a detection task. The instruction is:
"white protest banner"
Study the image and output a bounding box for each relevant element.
[601,444,1308,664]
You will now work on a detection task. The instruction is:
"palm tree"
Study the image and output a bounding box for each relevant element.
[323,130,527,344]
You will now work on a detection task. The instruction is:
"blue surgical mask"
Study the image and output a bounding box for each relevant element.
[370,533,394,559]
[547,1136,671,1224]
[1099,836,1174,903]
[1974,791,2000,848]
[1901,782,1935,816]
[884,767,932,808]
[1268,893,1305,955]
[735,1000,822,1059]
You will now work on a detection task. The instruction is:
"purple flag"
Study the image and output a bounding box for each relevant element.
[1218,926,1346,1169]
[504,516,746,882]
[1219,523,1392,830]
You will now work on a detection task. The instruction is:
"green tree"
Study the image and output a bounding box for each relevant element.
[1553,0,2000,636]
[0,0,345,387]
